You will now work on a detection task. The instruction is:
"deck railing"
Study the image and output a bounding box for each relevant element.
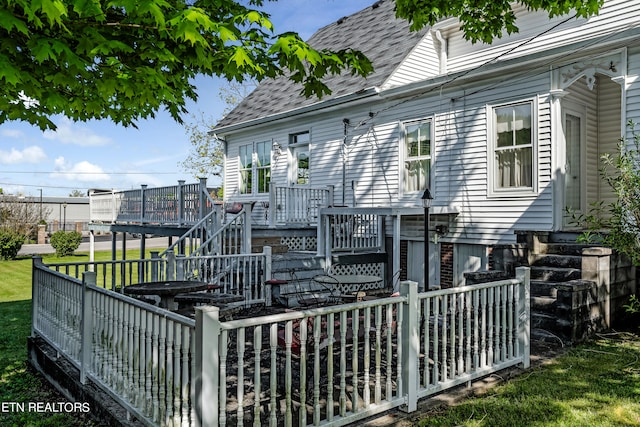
[89,179,216,226]
[32,257,530,427]
[269,184,333,225]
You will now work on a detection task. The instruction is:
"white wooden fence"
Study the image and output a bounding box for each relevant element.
[196,267,530,426]
[32,261,196,426]
[31,258,530,427]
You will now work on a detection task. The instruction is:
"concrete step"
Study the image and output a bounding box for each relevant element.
[529,253,582,269]
[538,243,591,256]
[531,295,557,313]
[530,280,560,297]
[531,266,581,282]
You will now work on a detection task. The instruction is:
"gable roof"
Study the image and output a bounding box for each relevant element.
[214,0,428,130]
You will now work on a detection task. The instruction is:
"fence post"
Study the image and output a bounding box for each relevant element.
[269,183,276,228]
[242,202,252,254]
[178,180,185,226]
[399,279,419,413]
[81,271,97,384]
[140,184,147,224]
[199,177,208,220]
[516,267,531,369]
[31,257,43,336]
[264,246,273,306]
[150,251,160,281]
[194,306,221,427]
[176,254,186,280]
[166,250,176,281]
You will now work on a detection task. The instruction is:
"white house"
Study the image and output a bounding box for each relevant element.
[213,0,640,287]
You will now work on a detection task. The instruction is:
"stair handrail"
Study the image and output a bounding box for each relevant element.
[188,203,252,257]
[159,206,221,257]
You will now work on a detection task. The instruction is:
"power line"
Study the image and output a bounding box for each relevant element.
[0,170,182,175]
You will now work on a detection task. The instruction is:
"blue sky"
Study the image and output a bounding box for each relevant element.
[0,0,373,197]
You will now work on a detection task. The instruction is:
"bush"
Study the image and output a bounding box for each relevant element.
[0,228,25,260]
[49,230,82,257]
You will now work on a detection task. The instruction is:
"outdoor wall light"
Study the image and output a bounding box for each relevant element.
[272,141,283,161]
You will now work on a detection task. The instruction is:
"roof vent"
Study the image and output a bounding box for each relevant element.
[337,16,347,24]
[372,0,383,9]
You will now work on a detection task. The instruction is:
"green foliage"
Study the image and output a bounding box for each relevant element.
[569,121,640,266]
[180,112,225,179]
[624,295,640,315]
[0,0,373,130]
[395,0,603,44]
[49,230,82,257]
[0,228,24,260]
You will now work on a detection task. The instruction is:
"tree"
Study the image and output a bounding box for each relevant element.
[180,78,256,180]
[180,111,225,180]
[0,0,373,130]
[395,0,603,44]
[69,189,84,197]
[0,195,51,239]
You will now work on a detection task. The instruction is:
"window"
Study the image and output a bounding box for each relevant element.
[402,120,431,193]
[239,141,271,195]
[290,132,310,185]
[491,102,534,193]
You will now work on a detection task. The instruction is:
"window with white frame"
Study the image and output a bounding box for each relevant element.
[402,120,431,193]
[491,102,534,193]
[289,131,310,185]
[239,141,271,195]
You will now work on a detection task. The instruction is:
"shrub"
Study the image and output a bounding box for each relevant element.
[49,230,82,257]
[0,228,24,260]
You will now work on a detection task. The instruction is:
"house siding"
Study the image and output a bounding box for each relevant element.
[383,34,440,89]
[220,0,640,250]
[446,0,640,74]
[627,46,640,134]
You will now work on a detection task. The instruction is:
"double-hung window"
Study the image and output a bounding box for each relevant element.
[239,141,271,195]
[491,101,534,194]
[402,120,431,193]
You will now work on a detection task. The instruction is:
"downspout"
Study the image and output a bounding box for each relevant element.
[433,29,447,75]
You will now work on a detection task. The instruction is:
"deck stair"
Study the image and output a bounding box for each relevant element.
[525,232,601,345]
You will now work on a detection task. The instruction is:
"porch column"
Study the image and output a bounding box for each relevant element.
[581,247,612,328]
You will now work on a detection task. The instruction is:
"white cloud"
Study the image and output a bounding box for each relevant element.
[44,118,112,147]
[1,129,25,139]
[0,146,46,164]
[51,157,111,183]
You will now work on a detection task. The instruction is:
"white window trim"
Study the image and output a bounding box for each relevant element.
[487,98,538,198]
[399,117,434,198]
[288,130,311,186]
[238,140,272,196]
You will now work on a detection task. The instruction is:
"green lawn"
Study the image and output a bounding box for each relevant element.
[0,250,155,427]
[1,251,639,427]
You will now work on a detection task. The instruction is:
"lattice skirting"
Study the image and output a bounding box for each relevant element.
[281,236,317,251]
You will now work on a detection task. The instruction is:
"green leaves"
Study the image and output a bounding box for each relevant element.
[0,0,373,130]
[395,0,604,44]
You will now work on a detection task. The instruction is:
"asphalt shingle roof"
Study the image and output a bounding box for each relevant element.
[215,0,427,129]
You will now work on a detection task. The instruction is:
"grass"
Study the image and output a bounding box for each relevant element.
[0,249,158,427]
[1,250,640,426]
[418,334,640,426]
